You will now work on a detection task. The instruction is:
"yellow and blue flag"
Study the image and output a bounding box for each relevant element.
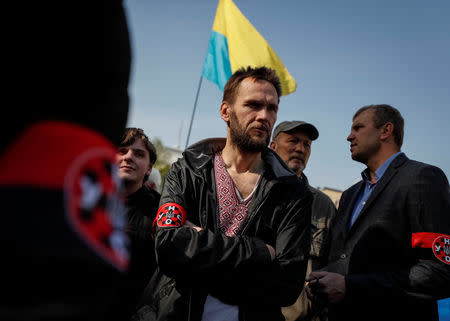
[202,0,297,96]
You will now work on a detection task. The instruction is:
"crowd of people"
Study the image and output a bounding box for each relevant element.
[2,1,449,320]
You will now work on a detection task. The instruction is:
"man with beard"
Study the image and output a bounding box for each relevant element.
[306,105,450,321]
[270,121,336,321]
[135,66,312,321]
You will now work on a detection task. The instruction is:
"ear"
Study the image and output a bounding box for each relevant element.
[380,122,394,141]
[220,101,231,122]
[269,141,276,151]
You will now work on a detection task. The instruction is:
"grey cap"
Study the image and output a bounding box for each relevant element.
[272,121,319,141]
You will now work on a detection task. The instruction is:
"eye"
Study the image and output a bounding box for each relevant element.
[268,104,278,112]
[135,151,145,158]
[118,147,128,155]
[246,102,260,110]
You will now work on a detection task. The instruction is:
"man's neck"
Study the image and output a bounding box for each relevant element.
[366,147,400,182]
[221,140,263,174]
[122,181,142,198]
[221,140,264,199]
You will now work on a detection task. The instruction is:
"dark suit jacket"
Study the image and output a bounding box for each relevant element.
[327,153,450,321]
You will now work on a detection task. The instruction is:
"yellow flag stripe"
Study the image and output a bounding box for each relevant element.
[212,0,296,95]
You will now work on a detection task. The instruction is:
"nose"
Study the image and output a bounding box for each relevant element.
[347,132,354,142]
[122,149,134,162]
[256,107,277,130]
[255,107,270,121]
[294,142,305,153]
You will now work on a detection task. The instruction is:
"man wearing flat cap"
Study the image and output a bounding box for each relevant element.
[270,121,337,321]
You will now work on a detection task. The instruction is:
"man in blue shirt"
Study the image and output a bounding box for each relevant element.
[347,151,401,229]
[306,104,450,321]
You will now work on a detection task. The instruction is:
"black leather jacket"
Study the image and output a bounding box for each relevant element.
[135,138,312,321]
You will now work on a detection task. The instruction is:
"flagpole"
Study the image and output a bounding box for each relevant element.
[185,75,203,148]
[185,1,221,149]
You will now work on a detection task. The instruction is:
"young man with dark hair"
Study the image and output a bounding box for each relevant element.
[137,66,312,321]
[117,127,161,318]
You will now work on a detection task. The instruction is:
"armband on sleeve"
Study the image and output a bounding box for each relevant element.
[153,202,187,228]
[412,232,450,265]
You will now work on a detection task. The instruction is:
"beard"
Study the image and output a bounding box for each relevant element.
[288,159,305,175]
[351,139,381,165]
[229,111,270,153]
[351,152,368,164]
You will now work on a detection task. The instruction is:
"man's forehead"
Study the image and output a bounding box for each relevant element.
[238,78,278,99]
[280,129,312,140]
[125,139,148,152]
[354,109,374,122]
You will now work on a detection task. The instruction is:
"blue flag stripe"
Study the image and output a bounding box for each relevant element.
[202,31,232,91]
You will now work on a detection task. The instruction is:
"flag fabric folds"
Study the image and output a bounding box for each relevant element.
[202,0,297,96]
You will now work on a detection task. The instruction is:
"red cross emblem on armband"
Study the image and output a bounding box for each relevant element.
[156,203,187,228]
[433,235,450,265]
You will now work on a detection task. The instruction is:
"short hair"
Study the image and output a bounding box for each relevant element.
[354,104,404,147]
[119,127,157,166]
[223,66,282,105]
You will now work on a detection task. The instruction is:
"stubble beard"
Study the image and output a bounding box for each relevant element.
[351,141,380,165]
[351,152,367,164]
[229,111,269,153]
[289,162,305,176]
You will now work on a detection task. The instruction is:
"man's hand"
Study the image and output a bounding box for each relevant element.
[183,220,203,232]
[305,271,346,304]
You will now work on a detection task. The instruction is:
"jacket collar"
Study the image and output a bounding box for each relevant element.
[345,153,409,236]
[183,138,297,181]
[183,138,226,169]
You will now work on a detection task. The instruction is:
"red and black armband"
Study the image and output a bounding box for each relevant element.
[152,202,187,232]
[412,232,450,265]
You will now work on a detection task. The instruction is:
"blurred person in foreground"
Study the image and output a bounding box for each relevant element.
[270,121,336,321]
[0,1,134,320]
[306,104,450,321]
[117,128,161,318]
[135,66,312,321]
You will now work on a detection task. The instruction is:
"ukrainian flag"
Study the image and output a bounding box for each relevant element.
[202,0,297,96]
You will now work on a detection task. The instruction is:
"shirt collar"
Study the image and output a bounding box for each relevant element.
[361,152,403,183]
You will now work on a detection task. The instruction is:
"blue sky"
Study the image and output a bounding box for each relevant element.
[123,0,450,191]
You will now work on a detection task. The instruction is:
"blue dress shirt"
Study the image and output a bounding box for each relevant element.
[348,152,403,229]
